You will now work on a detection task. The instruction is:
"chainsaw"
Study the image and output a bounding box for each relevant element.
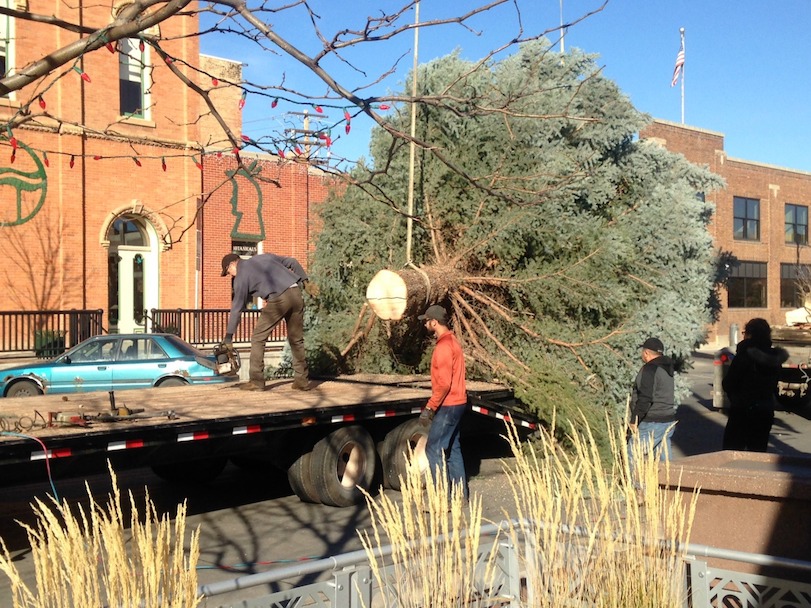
[213,342,241,376]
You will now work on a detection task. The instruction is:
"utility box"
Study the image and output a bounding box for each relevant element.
[712,348,733,410]
[661,451,811,579]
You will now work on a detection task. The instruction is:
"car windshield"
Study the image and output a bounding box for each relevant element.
[164,334,208,358]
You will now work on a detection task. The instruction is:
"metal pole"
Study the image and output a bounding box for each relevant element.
[405,1,420,266]
[680,27,685,124]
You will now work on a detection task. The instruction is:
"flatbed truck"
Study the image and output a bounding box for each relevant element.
[0,375,536,507]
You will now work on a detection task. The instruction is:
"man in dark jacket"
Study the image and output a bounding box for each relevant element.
[221,252,316,391]
[722,318,789,452]
[627,337,677,470]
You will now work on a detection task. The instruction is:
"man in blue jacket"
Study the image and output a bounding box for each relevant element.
[627,337,676,472]
[221,252,315,391]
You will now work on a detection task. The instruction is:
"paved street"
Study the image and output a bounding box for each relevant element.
[2,352,811,606]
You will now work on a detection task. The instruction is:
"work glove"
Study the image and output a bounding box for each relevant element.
[303,280,320,298]
[221,336,234,350]
[418,407,436,428]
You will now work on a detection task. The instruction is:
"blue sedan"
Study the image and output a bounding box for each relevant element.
[1,334,236,397]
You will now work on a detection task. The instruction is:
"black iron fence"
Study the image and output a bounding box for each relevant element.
[0,309,104,357]
[147,308,286,345]
[0,308,285,357]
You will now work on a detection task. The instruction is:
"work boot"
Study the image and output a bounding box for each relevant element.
[239,381,265,391]
[291,379,311,391]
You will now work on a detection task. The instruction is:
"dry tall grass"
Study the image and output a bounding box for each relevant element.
[505,419,696,608]
[359,463,499,608]
[362,418,697,607]
[0,466,201,608]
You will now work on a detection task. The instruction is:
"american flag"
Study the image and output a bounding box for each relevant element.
[671,38,685,87]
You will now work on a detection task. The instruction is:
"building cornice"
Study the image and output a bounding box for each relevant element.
[650,118,725,139]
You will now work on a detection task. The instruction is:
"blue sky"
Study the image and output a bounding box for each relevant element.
[201,1,811,173]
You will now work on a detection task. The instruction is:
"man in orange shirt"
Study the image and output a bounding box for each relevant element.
[418,305,468,499]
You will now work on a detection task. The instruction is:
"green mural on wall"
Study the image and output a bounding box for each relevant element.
[0,143,48,227]
[227,159,265,241]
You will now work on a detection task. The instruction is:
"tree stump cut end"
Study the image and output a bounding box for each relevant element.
[366,269,408,321]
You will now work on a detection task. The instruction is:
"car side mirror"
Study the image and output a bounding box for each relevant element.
[63,355,72,364]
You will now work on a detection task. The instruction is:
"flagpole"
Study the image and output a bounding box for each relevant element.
[405,0,419,265]
[559,0,565,54]
[680,27,685,124]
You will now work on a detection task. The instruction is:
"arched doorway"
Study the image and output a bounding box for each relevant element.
[106,214,159,334]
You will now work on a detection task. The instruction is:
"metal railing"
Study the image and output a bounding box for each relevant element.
[199,519,811,608]
[147,308,286,345]
[0,308,286,356]
[0,309,104,357]
[200,521,519,607]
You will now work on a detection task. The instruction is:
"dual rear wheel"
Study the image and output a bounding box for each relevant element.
[286,419,430,506]
[150,418,430,507]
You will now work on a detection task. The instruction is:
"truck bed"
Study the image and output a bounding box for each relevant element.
[0,374,534,485]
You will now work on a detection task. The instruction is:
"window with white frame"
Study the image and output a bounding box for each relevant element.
[0,0,14,97]
[119,38,150,118]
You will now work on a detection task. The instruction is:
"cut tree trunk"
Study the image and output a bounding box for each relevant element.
[366,267,459,321]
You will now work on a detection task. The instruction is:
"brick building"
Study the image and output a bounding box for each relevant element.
[0,1,331,339]
[641,119,811,346]
[201,152,331,311]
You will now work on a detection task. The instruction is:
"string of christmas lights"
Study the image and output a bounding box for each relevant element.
[5,47,391,170]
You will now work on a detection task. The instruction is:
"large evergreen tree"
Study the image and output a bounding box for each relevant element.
[306,40,724,444]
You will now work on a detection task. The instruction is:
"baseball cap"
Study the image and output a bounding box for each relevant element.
[221,253,240,276]
[418,305,448,325]
[640,337,664,353]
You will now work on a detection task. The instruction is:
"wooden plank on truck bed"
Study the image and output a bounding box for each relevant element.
[0,375,513,441]
[773,325,811,344]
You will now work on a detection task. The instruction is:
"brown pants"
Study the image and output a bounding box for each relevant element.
[248,287,307,385]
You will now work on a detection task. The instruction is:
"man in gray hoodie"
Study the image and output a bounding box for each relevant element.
[627,337,676,471]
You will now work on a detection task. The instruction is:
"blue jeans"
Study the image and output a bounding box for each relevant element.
[426,404,468,499]
[627,420,675,472]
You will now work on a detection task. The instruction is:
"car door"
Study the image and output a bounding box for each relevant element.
[112,337,172,389]
[47,337,119,394]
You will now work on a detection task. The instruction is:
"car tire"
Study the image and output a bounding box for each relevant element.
[157,377,187,388]
[6,380,43,398]
[379,418,429,491]
[309,426,377,507]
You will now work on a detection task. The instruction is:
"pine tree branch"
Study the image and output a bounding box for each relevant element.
[452,292,530,372]
[340,304,375,359]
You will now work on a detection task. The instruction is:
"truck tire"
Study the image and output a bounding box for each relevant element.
[287,451,321,503]
[151,457,227,483]
[310,426,377,507]
[6,380,43,398]
[379,418,429,491]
